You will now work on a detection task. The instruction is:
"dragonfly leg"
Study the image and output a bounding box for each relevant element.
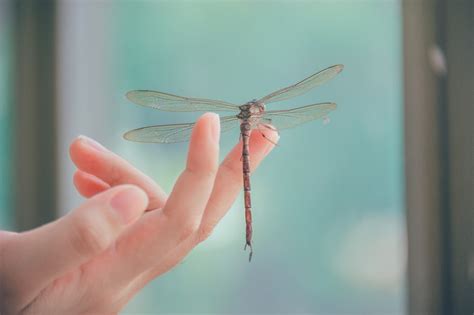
[262,122,278,132]
[244,241,253,262]
[258,124,280,146]
[239,133,244,161]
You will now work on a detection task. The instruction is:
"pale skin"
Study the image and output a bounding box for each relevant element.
[0,113,279,315]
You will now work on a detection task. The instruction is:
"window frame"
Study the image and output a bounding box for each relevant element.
[12,0,58,230]
[403,0,474,314]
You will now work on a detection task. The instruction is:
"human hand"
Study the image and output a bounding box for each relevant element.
[0,113,278,315]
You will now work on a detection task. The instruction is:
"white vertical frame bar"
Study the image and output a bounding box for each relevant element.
[57,0,113,214]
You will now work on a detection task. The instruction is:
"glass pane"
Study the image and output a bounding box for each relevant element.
[0,2,14,230]
[57,1,405,314]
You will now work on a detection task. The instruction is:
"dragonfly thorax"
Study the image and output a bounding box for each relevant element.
[238,100,265,120]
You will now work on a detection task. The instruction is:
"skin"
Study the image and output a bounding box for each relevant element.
[0,113,279,315]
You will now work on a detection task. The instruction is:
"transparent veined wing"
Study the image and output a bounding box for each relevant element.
[259,102,336,130]
[124,115,240,143]
[126,90,239,112]
[258,64,344,104]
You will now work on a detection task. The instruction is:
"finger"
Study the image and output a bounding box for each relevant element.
[107,113,220,283]
[73,170,111,198]
[69,136,167,209]
[4,185,148,300]
[138,128,279,282]
[198,127,279,241]
[161,112,220,221]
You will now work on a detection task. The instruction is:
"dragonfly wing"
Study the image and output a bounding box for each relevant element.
[259,102,336,131]
[126,90,239,112]
[258,64,344,104]
[124,115,240,143]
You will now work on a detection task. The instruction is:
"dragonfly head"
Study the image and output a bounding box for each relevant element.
[250,100,265,115]
[253,99,265,112]
[240,99,265,114]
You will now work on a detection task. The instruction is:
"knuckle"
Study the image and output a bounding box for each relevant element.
[186,165,218,181]
[221,159,243,181]
[197,224,215,243]
[70,214,110,256]
[178,220,200,242]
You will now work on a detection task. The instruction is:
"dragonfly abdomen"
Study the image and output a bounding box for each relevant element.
[240,120,253,261]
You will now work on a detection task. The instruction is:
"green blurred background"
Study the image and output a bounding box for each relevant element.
[2,0,406,314]
[0,2,13,230]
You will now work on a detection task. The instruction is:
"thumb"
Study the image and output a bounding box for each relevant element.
[6,185,148,297]
[63,184,149,258]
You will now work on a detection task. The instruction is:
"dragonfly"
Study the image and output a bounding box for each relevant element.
[124,64,344,261]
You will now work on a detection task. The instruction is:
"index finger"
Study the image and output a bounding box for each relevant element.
[70,136,167,210]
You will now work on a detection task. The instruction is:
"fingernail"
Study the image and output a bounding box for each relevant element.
[78,135,108,152]
[207,113,220,144]
[263,135,280,156]
[110,186,147,224]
